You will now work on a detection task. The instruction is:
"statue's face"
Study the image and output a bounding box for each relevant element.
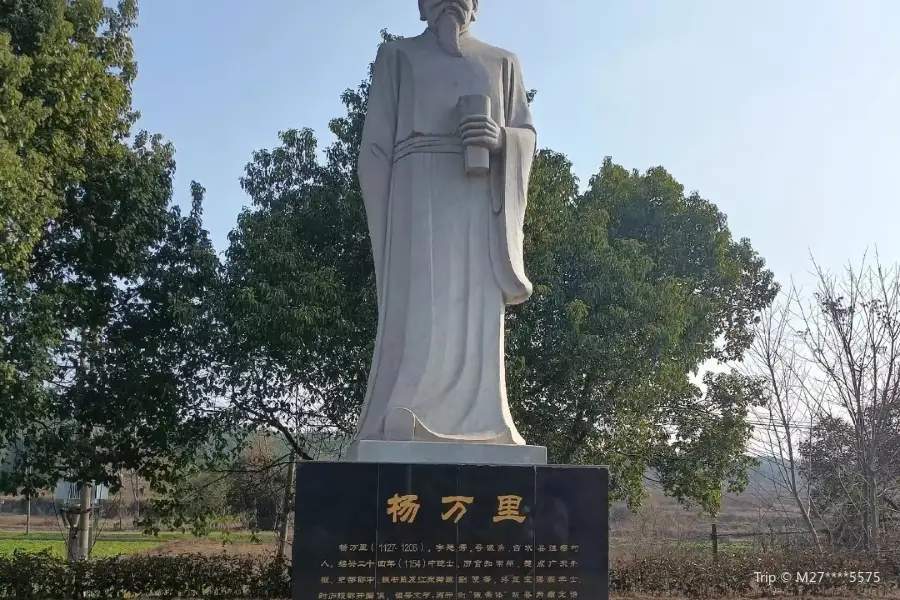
[421,0,476,29]
[420,0,477,57]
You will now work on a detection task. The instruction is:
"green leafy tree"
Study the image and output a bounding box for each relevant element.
[218,37,405,457]
[0,0,223,508]
[0,0,137,281]
[222,31,777,512]
[509,154,777,510]
[0,129,223,502]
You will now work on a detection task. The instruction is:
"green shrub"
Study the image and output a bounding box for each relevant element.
[0,551,289,599]
[610,547,900,597]
[1,547,898,598]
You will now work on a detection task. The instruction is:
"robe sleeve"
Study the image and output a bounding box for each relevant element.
[358,43,399,308]
[489,53,537,305]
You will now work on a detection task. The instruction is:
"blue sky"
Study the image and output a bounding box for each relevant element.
[130,0,900,291]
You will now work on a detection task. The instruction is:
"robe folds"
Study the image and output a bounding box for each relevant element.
[354,29,537,445]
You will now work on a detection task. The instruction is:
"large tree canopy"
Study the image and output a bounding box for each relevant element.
[0,131,223,497]
[222,32,778,512]
[0,2,222,499]
[0,0,136,281]
[510,152,779,508]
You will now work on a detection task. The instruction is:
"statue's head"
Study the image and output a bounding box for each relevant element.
[419,0,479,57]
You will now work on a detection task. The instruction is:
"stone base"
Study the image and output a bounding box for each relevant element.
[292,460,609,600]
[346,439,547,465]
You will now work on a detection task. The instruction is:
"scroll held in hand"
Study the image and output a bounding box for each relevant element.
[457,94,491,176]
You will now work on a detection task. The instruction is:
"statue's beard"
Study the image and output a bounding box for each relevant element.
[435,12,464,57]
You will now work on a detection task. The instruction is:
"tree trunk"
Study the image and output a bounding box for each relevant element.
[782,422,822,551]
[66,484,92,562]
[76,483,92,561]
[92,495,100,547]
[792,487,821,550]
[66,522,78,562]
[276,454,296,561]
[862,479,871,550]
[869,474,880,551]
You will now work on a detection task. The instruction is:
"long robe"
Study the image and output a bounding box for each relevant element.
[354,28,537,445]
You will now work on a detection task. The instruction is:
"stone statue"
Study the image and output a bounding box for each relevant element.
[352,0,537,449]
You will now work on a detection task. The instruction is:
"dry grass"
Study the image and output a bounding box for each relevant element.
[144,538,280,558]
[611,596,900,600]
[0,513,58,531]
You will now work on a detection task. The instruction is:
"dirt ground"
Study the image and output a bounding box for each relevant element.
[0,513,57,531]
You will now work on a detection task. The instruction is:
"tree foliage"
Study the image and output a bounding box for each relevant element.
[0,0,137,281]
[217,36,405,458]
[0,2,223,502]
[221,31,777,512]
[801,404,900,548]
[509,152,777,510]
[0,133,223,497]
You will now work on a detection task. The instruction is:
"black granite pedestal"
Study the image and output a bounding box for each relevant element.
[293,462,609,600]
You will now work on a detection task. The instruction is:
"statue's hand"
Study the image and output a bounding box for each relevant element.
[460,115,503,154]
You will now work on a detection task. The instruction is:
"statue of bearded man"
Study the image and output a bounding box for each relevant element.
[352,0,537,449]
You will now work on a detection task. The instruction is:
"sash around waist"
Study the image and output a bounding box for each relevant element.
[393,135,462,162]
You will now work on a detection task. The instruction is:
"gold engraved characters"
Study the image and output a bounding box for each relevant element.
[320,542,584,600]
[386,494,420,523]
[441,496,474,523]
[385,493,529,524]
[492,495,526,523]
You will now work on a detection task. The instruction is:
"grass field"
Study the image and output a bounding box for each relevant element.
[0,530,277,558]
[1,528,760,560]
[0,538,164,558]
